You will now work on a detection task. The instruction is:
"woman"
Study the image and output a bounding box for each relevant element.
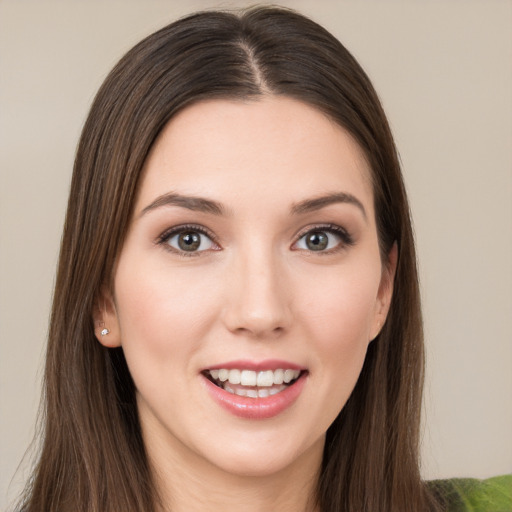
[14,6,510,512]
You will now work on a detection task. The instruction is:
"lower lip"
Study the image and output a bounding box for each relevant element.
[202,373,307,420]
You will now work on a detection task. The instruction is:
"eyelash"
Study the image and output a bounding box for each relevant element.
[156,223,354,257]
[293,223,354,255]
[156,224,220,257]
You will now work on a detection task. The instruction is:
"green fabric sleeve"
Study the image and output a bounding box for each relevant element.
[428,474,512,512]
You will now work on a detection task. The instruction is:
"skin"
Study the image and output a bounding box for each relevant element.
[95,97,395,512]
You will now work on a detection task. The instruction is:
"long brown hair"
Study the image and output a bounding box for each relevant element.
[18,7,441,512]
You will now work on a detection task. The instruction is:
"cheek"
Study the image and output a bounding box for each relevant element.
[300,264,381,347]
[297,261,381,403]
[113,258,223,382]
[116,258,218,334]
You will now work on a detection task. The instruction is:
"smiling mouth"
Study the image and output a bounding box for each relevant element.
[203,368,303,398]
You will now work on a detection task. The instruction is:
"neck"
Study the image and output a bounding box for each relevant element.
[146,427,323,512]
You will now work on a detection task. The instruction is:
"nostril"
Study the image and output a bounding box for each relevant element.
[221,271,292,336]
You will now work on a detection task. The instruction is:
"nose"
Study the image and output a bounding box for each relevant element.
[221,249,292,339]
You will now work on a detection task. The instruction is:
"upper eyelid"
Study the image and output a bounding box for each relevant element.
[156,222,352,251]
[294,223,350,239]
[156,225,222,257]
[156,225,220,258]
[157,223,217,243]
[292,223,354,250]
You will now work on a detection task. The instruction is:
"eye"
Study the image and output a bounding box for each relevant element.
[158,225,218,254]
[293,225,353,253]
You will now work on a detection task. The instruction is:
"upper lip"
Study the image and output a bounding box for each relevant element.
[203,359,306,371]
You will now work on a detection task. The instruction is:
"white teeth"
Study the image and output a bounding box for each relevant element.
[273,368,284,384]
[256,370,274,387]
[284,369,296,383]
[240,370,257,386]
[228,369,241,384]
[207,368,302,392]
[219,383,288,398]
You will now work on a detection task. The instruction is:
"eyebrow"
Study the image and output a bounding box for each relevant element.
[291,192,367,220]
[139,193,226,217]
[139,191,367,220]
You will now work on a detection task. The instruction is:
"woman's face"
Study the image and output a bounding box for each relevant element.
[98,97,394,480]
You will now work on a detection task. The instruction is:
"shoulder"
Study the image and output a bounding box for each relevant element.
[427,474,512,512]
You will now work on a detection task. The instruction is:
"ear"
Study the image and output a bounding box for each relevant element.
[370,242,398,341]
[92,285,122,348]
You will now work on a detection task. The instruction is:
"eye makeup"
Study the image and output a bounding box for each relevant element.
[156,223,220,257]
[155,220,355,259]
[292,223,354,255]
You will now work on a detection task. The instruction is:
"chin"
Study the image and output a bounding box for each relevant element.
[200,432,325,480]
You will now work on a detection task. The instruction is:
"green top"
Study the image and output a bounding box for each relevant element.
[429,475,512,512]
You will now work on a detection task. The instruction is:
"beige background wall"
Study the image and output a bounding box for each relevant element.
[1,0,511,508]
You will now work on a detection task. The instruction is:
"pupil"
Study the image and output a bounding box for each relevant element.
[307,231,328,251]
[178,231,200,251]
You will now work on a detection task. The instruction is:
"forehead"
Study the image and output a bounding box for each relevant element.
[137,96,374,216]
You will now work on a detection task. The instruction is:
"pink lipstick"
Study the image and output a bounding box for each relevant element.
[201,360,307,419]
